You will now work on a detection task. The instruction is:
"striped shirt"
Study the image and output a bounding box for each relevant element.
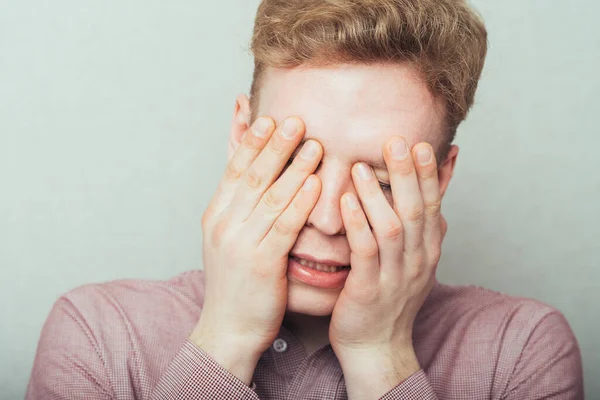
[26,270,584,399]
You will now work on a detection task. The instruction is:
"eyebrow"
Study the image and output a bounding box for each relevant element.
[292,138,389,171]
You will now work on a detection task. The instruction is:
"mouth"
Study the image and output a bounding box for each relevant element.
[289,255,351,273]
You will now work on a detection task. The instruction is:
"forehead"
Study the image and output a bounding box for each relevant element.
[255,63,446,156]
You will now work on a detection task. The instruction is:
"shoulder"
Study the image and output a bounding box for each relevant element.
[29,271,206,397]
[420,283,583,398]
[425,282,578,347]
[59,269,206,316]
[37,270,207,378]
[46,269,207,347]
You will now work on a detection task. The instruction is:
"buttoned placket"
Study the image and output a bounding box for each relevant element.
[266,327,345,399]
[273,338,288,353]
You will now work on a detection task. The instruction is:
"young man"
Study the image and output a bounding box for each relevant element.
[27,0,584,399]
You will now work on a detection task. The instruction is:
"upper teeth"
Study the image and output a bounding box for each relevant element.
[293,257,347,273]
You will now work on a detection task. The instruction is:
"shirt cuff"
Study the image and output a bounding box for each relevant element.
[378,370,438,400]
[151,339,259,399]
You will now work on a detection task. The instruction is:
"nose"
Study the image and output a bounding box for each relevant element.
[305,164,353,236]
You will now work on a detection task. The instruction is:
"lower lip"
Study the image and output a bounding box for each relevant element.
[287,257,350,289]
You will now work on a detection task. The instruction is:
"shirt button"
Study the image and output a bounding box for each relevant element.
[273,338,288,353]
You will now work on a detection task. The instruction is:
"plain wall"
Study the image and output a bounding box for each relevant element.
[1,0,598,398]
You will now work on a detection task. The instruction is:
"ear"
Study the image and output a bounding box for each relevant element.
[227,94,252,160]
[438,145,459,199]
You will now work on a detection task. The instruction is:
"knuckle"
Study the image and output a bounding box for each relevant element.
[245,133,262,149]
[352,285,381,305]
[424,199,442,217]
[243,168,263,190]
[210,220,230,247]
[430,247,442,264]
[262,189,285,211]
[407,253,426,279]
[289,195,306,214]
[396,162,415,176]
[419,167,438,180]
[272,219,294,237]
[224,162,243,182]
[356,243,379,261]
[283,196,301,217]
[268,138,287,156]
[382,221,403,240]
[406,235,425,252]
[348,212,369,230]
[405,205,424,222]
[289,159,309,174]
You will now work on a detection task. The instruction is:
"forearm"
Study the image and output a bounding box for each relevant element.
[338,346,421,400]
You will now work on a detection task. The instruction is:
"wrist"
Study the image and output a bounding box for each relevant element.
[189,330,263,386]
[337,345,420,400]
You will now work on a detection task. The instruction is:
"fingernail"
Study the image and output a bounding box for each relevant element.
[253,118,271,138]
[357,163,373,180]
[391,138,408,160]
[302,176,315,191]
[345,194,359,210]
[281,118,299,139]
[300,141,318,160]
[417,147,432,166]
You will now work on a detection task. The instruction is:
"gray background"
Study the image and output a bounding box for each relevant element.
[1,1,598,398]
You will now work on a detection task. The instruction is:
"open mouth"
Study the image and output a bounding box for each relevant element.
[289,256,350,273]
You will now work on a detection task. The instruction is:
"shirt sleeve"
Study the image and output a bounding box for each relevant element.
[501,311,584,400]
[378,370,438,400]
[377,310,583,400]
[26,297,113,400]
[150,340,260,400]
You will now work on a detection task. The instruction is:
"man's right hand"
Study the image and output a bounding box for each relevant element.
[189,116,323,385]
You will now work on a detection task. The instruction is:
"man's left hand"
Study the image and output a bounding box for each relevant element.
[329,136,447,399]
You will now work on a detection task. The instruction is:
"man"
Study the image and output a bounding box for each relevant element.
[27,0,584,399]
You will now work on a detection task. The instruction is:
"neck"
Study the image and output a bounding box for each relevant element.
[283,311,332,354]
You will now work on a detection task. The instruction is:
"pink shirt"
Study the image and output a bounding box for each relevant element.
[26,270,584,399]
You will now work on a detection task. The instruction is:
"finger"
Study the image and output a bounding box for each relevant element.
[340,192,381,283]
[261,175,321,259]
[441,214,448,241]
[351,163,403,273]
[248,140,323,239]
[207,117,275,220]
[384,136,425,254]
[412,143,443,263]
[230,117,306,222]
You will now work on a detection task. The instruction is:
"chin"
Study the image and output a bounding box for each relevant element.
[286,279,341,316]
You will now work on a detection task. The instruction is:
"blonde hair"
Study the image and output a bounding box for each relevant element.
[249,0,488,161]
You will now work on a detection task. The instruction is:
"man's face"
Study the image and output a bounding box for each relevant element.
[233,63,454,317]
